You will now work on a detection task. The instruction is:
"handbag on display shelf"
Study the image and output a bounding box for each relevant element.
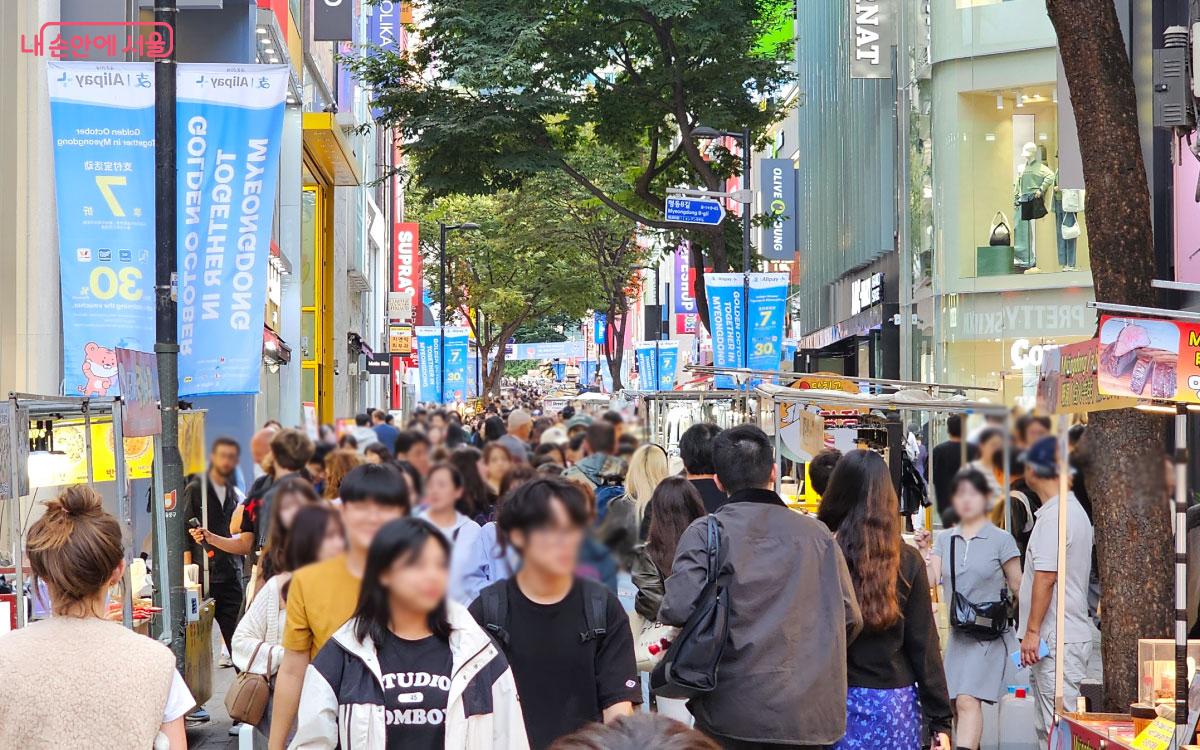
[1061,188,1085,213]
[1061,212,1082,240]
[988,212,1012,246]
[224,641,274,725]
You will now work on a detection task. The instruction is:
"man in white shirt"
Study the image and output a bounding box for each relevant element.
[1017,436,1094,743]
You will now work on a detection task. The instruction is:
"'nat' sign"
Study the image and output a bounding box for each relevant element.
[850,0,894,79]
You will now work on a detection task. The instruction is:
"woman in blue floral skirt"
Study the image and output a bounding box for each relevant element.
[818,450,953,750]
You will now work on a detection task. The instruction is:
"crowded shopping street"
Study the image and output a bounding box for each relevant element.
[1,0,1198,749]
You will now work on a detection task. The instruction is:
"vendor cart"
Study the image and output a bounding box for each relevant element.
[618,389,755,454]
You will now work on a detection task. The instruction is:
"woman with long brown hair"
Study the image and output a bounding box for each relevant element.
[0,486,193,748]
[260,478,323,584]
[323,448,364,502]
[817,450,952,750]
[448,445,497,523]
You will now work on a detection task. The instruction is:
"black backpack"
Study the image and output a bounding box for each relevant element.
[650,515,729,699]
[478,578,609,649]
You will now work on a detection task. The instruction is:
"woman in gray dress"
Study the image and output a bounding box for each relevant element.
[917,467,1022,750]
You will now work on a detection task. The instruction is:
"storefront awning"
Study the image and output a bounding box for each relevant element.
[302,112,362,186]
[797,305,883,351]
[263,325,292,366]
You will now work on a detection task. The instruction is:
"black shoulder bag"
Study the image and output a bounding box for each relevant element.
[949,535,1010,641]
[650,516,729,699]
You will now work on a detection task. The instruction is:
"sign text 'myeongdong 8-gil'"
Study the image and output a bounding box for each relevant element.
[665,195,726,226]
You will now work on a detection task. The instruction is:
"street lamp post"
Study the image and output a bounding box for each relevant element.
[438,221,480,404]
[691,126,753,371]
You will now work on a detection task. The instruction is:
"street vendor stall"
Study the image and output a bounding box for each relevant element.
[753,382,1012,515]
[0,381,213,705]
[1048,303,1200,749]
[619,388,755,453]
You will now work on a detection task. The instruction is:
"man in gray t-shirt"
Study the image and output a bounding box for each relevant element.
[1017,436,1094,744]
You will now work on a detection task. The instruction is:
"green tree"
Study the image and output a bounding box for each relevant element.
[1045,0,1169,710]
[514,313,580,343]
[352,0,794,330]
[410,192,594,396]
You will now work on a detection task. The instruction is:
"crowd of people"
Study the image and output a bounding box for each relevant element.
[0,396,1100,750]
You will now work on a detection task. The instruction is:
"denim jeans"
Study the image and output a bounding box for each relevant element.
[1054,197,1078,267]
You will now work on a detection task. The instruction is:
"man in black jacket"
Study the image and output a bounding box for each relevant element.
[678,422,727,514]
[661,425,862,749]
[184,437,246,654]
[931,414,978,524]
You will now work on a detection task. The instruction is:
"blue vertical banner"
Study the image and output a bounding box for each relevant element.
[48,62,157,397]
[442,326,470,403]
[746,272,790,378]
[703,273,745,389]
[415,326,443,404]
[657,341,680,391]
[176,64,289,396]
[759,159,799,261]
[594,313,607,346]
[635,343,658,391]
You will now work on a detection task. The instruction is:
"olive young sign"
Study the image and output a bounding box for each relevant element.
[759,159,797,260]
[850,0,894,79]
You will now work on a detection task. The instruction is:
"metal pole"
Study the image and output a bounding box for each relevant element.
[773,403,782,494]
[151,434,174,645]
[441,226,450,403]
[1003,412,1012,533]
[7,398,25,628]
[1053,413,1069,716]
[112,400,133,630]
[741,128,751,382]
[154,0,186,666]
[83,402,94,486]
[1175,406,1189,734]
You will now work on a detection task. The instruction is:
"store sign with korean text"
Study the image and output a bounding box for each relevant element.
[759,159,798,260]
[850,0,894,79]
[1036,338,1135,414]
[1098,314,1200,403]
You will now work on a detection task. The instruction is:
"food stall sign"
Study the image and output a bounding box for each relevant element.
[1098,315,1200,403]
[1037,338,1136,414]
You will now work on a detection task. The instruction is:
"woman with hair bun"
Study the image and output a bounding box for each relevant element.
[0,485,194,749]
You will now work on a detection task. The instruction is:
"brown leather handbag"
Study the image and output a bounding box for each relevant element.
[224,641,274,725]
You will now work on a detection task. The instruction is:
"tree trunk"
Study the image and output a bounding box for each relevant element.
[484,320,524,398]
[1045,0,1170,710]
[606,307,627,391]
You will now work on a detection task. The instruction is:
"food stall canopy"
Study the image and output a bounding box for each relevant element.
[753,383,1009,416]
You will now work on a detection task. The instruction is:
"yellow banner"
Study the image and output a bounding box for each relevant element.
[31,411,206,487]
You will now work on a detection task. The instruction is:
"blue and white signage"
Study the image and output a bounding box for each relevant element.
[177,64,289,396]
[415,326,442,404]
[759,159,798,261]
[509,341,587,360]
[49,62,157,398]
[746,273,789,376]
[704,273,745,389]
[657,341,680,391]
[635,343,658,391]
[665,196,725,226]
[443,326,470,403]
[593,313,607,346]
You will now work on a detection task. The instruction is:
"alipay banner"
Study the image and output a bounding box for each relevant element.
[747,273,790,376]
[657,341,680,391]
[177,64,289,396]
[48,62,157,397]
[635,344,657,391]
[415,326,442,404]
[443,326,470,403]
[704,273,745,389]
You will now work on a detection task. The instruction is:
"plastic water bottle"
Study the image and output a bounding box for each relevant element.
[997,686,1039,750]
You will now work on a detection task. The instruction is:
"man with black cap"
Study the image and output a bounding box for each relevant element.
[1017,435,1094,744]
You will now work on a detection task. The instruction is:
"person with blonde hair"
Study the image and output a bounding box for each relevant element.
[0,486,194,749]
[597,443,669,568]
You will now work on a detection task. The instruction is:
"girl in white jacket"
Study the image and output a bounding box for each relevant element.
[232,504,345,740]
[291,518,528,750]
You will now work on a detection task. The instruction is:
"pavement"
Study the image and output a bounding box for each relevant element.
[186,632,241,750]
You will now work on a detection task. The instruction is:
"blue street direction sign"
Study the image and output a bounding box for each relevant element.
[665,195,726,226]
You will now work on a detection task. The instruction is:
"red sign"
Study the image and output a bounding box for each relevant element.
[20,21,174,59]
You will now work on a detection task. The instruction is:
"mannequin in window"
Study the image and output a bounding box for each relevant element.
[1013,141,1055,272]
[1051,162,1079,271]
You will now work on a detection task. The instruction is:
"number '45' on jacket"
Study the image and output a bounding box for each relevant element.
[290,600,530,750]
